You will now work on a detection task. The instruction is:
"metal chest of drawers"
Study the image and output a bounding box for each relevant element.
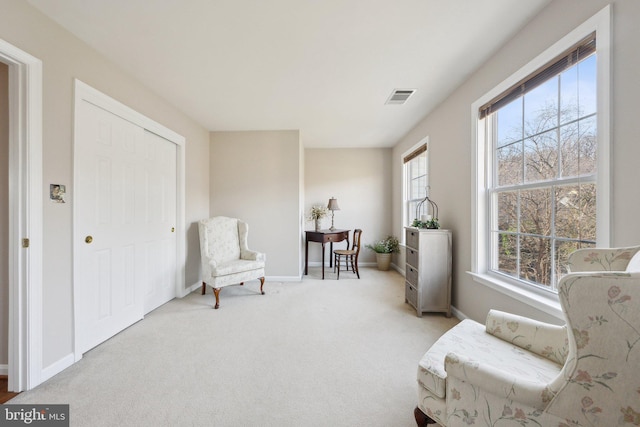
[404,227,452,317]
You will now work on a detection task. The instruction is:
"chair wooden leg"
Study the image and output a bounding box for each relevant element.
[212,287,221,309]
[201,281,206,295]
[337,255,341,279]
[354,257,360,279]
[259,277,265,294]
[414,407,437,426]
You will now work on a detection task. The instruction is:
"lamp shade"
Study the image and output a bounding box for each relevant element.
[327,198,340,211]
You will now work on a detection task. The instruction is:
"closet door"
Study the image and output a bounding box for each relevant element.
[141,130,177,314]
[75,101,177,354]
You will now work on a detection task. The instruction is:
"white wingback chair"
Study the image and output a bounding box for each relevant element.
[415,245,640,426]
[198,216,266,309]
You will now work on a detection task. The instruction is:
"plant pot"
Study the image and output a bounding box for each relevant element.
[315,218,321,231]
[375,253,392,271]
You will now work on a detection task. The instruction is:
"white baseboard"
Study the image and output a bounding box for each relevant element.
[266,275,301,282]
[183,281,202,296]
[392,263,403,275]
[41,353,75,383]
[450,306,466,320]
[306,261,378,268]
[359,262,378,267]
[0,364,7,376]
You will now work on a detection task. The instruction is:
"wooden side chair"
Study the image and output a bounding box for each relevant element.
[333,229,362,279]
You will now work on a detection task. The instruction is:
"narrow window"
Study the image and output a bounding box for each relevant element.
[403,143,428,228]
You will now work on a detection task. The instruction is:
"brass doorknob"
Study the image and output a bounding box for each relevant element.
[85,236,93,244]
[171,227,175,232]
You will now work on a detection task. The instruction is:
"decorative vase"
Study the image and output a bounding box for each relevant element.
[315,218,321,231]
[375,253,392,271]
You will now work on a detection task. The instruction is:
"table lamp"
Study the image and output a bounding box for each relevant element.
[327,197,340,231]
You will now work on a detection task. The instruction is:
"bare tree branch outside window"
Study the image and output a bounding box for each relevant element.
[490,53,597,290]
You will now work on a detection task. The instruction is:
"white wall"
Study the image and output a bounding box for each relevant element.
[0,62,8,367]
[305,148,393,266]
[0,1,210,374]
[210,130,302,279]
[392,0,640,324]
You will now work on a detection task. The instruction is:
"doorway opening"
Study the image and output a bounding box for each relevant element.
[1,60,9,390]
[0,38,43,392]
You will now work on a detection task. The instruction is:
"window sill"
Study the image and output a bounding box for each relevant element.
[467,271,563,321]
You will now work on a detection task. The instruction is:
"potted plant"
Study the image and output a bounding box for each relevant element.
[307,205,328,231]
[411,217,440,229]
[366,235,400,271]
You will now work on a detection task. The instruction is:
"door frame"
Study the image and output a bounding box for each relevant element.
[72,79,185,361]
[0,38,43,392]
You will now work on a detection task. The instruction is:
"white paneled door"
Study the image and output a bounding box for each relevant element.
[141,130,177,314]
[75,100,177,354]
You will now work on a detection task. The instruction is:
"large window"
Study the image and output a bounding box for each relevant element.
[485,35,597,290]
[471,7,610,308]
[403,142,428,228]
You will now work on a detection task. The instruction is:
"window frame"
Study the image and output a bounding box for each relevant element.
[469,6,611,319]
[402,138,429,237]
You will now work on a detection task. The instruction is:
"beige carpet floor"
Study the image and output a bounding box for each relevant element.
[8,267,458,426]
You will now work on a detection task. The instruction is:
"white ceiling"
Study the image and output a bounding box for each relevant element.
[29,0,551,148]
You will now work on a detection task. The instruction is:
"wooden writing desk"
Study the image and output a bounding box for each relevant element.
[304,229,350,279]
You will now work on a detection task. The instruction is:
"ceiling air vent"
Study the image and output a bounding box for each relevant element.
[385,89,416,105]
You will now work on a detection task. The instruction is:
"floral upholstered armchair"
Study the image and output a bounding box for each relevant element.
[415,245,640,427]
[198,216,266,309]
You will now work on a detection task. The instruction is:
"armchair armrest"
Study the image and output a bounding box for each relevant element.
[486,310,568,364]
[200,258,218,279]
[444,352,552,410]
[566,246,640,273]
[241,250,265,262]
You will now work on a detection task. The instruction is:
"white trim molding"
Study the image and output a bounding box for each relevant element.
[40,353,74,384]
[0,38,43,392]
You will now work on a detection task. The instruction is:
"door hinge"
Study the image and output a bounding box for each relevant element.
[22,238,30,248]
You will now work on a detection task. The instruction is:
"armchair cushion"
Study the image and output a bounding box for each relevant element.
[445,351,556,411]
[417,319,562,401]
[210,258,265,277]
